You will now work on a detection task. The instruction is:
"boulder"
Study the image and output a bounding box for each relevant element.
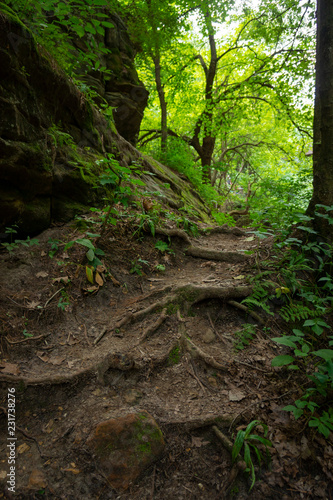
[86,411,165,490]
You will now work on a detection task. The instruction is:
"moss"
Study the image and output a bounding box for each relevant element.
[168,344,181,365]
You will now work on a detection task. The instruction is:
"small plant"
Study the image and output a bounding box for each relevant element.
[155,239,174,255]
[168,344,181,365]
[48,238,61,258]
[155,264,166,272]
[130,258,149,276]
[232,420,272,491]
[234,323,257,350]
[1,227,39,254]
[57,291,70,311]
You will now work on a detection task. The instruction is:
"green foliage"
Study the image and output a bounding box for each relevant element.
[234,324,257,351]
[1,227,39,254]
[130,258,149,276]
[168,344,181,365]
[232,420,272,491]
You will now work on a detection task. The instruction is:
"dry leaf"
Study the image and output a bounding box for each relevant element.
[0,362,20,375]
[36,352,49,363]
[95,271,103,286]
[228,389,246,401]
[233,275,246,280]
[26,300,41,309]
[40,251,47,257]
[191,436,210,448]
[96,264,106,273]
[110,275,121,286]
[53,276,70,283]
[36,271,48,278]
[17,443,30,454]
[48,356,65,366]
[62,468,81,474]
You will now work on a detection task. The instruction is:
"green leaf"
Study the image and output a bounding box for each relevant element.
[271,355,295,367]
[76,238,95,250]
[86,266,94,284]
[312,350,333,361]
[271,337,297,348]
[86,248,95,261]
[232,430,245,463]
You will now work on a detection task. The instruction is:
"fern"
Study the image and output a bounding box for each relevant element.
[279,303,323,323]
[242,282,274,316]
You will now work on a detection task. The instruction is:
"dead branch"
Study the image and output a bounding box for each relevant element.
[227,300,266,325]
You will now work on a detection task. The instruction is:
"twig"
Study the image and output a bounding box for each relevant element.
[44,287,65,308]
[5,334,48,345]
[233,360,269,373]
[207,312,227,343]
[93,326,108,345]
[83,323,92,347]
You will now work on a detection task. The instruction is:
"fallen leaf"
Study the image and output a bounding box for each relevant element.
[62,468,81,474]
[96,264,106,273]
[36,271,48,278]
[95,271,103,286]
[36,352,49,363]
[68,361,75,368]
[244,236,255,241]
[110,275,121,286]
[48,356,65,366]
[17,443,30,454]
[0,363,20,375]
[26,300,41,309]
[53,276,70,283]
[191,436,210,448]
[40,251,47,257]
[228,389,246,401]
[86,266,94,284]
[233,275,246,280]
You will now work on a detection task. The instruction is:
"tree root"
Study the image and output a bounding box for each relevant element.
[181,334,229,372]
[160,413,235,430]
[227,300,266,325]
[186,245,248,263]
[201,224,246,236]
[138,307,168,342]
[114,283,253,331]
[212,425,247,497]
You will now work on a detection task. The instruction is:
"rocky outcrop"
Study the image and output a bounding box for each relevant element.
[0,5,211,236]
[72,12,148,145]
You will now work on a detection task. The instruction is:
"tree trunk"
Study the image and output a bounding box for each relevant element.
[153,55,168,153]
[306,0,333,241]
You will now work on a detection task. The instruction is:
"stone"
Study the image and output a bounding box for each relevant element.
[86,411,165,490]
[202,327,216,343]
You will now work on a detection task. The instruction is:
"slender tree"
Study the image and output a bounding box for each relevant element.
[306,0,333,241]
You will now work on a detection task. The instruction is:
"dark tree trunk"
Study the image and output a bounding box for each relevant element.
[306,0,333,241]
[153,55,168,153]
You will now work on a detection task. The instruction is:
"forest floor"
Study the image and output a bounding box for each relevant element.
[0,205,332,499]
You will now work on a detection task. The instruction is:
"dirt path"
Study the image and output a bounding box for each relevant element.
[0,217,331,499]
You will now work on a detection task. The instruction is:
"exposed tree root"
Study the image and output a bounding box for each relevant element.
[160,413,235,430]
[227,300,266,325]
[181,333,229,372]
[201,224,246,236]
[185,245,248,263]
[138,307,168,342]
[155,227,191,244]
[114,283,253,331]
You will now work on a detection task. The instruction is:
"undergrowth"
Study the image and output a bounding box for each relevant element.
[242,208,333,439]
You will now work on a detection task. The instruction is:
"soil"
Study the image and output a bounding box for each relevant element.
[0,208,332,499]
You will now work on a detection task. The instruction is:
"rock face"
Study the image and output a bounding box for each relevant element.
[72,12,148,145]
[86,411,165,490]
[0,5,211,236]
